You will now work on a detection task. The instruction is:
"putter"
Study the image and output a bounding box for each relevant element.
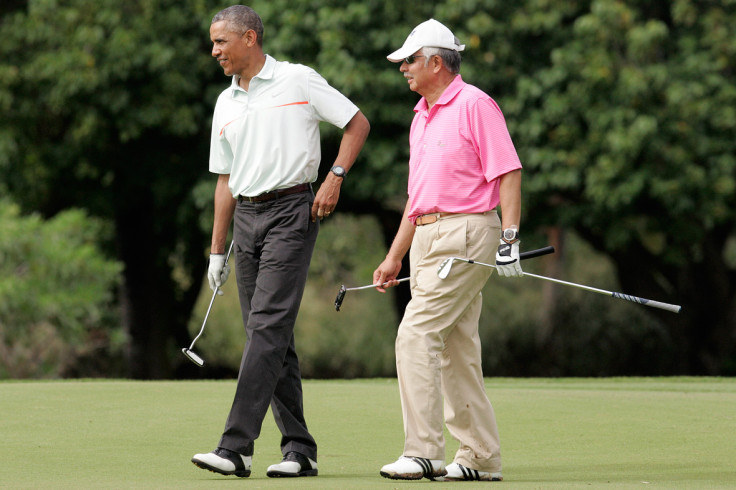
[437,251,681,314]
[182,240,235,366]
[335,277,410,311]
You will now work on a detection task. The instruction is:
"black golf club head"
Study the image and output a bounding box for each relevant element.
[334,285,347,311]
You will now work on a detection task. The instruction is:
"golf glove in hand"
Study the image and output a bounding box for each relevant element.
[207,253,231,295]
[495,239,523,277]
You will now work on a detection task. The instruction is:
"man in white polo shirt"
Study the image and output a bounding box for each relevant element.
[373,19,522,482]
[191,5,369,479]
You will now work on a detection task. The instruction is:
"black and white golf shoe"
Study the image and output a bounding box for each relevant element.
[441,462,503,481]
[380,456,447,480]
[266,451,318,477]
[191,448,251,477]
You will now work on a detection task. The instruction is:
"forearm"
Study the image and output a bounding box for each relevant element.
[332,110,370,173]
[211,174,236,254]
[311,111,370,220]
[498,169,522,230]
[373,200,414,290]
[385,200,415,262]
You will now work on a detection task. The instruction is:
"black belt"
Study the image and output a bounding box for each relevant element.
[238,183,311,203]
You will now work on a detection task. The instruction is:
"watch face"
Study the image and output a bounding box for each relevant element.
[503,229,517,241]
[332,166,345,177]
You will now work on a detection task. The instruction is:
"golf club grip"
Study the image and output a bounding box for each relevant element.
[523,272,682,314]
[520,246,555,261]
[611,292,682,313]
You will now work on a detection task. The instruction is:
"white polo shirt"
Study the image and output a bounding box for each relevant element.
[209,55,359,197]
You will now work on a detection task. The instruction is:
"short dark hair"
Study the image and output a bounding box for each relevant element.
[212,5,264,46]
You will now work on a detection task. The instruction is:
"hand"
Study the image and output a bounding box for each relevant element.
[207,253,231,295]
[311,174,342,221]
[495,239,523,277]
[373,257,403,292]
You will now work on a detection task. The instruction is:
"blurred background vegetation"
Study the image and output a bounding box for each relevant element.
[1,0,735,379]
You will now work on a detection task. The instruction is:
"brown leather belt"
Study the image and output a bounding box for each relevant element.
[415,212,457,226]
[238,183,311,203]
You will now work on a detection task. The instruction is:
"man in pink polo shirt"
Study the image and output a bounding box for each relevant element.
[373,19,523,482]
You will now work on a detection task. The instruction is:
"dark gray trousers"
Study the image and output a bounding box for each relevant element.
[218,189,319,461]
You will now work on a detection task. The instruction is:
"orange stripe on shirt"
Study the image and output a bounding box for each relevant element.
[219,118,238,136]
[219,101,309,135]
[271,101,309,108]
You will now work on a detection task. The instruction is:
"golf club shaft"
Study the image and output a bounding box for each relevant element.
[521,271,682,313]
[350,248,554,291]
[346,277,410,291]
[338,246,555,312]
[188,285,219,349]
[188,240,235,349]
[449,257,681,314]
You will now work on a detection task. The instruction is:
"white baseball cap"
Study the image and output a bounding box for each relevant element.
[387,18,465,62]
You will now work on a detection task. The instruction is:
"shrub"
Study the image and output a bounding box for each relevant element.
[0,200,123,378]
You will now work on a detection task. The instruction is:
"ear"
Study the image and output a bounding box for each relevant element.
[431,55,444,74]
[242,29,258,47]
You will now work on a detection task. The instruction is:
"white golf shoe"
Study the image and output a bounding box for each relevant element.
[442,462,503,481]
[380,456,446,480]
[191,448,252,477]
[266,451,318,477]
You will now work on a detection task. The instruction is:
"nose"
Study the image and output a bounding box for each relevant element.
[212,45,220,57]
[400,62,408,72]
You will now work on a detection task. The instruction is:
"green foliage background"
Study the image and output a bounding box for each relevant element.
[1,0,735,378]
[0,200,123,378]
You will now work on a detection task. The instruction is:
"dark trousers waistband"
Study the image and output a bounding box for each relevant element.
[238,183,311,203]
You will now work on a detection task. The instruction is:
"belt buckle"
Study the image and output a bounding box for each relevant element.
[417,213,439,226]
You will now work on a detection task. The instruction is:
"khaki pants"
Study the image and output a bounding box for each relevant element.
[396,211,502,472]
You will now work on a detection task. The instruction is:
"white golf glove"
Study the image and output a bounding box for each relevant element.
[495,234,523,278]
[207,253,231,295]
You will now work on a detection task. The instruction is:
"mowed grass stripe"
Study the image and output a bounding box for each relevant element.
[494,380,736,486]
[0,378,734,489]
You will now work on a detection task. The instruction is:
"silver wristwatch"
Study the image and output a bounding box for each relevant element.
[330,165,346,178]
[502,226,519,243]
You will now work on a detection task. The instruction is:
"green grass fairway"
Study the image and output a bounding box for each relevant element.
[1,378,734,489]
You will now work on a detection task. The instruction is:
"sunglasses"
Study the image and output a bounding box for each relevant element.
[403,55,426,64]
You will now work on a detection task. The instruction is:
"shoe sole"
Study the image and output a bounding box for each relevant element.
[444,476,503,482]
[380,471,423,480]
[191,459,251,478]
[267,469,318,478]
[380,471,446,481]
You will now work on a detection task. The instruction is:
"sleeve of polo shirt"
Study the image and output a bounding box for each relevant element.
[471,97,522,183]
[209,96,234,174]
[306,70,359,129]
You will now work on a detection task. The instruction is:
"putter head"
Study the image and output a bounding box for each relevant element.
[334,285,347,311]
[437,257,456,279]
[182,348,205,367]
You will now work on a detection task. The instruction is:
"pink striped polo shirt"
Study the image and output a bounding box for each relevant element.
[407,75,522,223]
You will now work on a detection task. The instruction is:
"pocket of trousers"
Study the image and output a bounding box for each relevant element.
[432,217,468,259]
